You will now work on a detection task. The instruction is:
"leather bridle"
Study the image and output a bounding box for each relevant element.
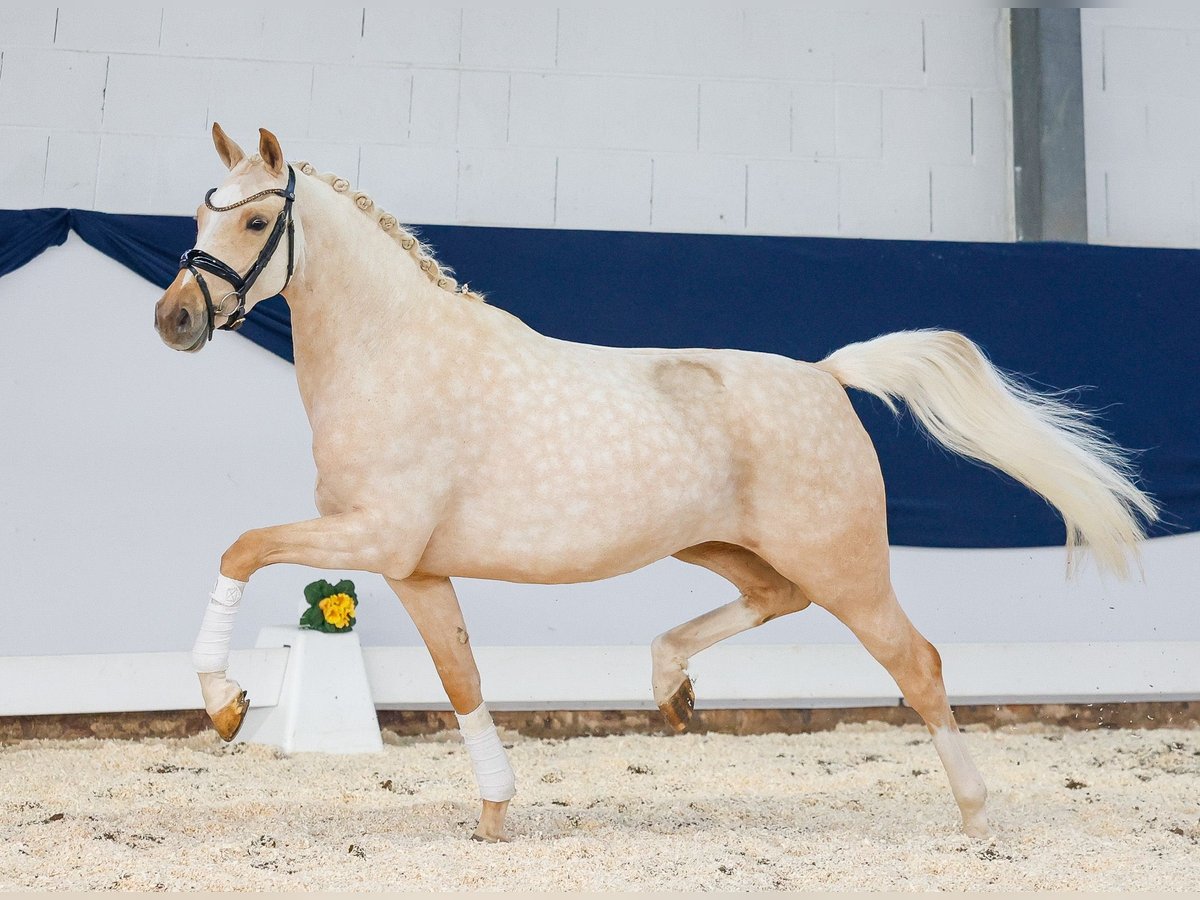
[179,164,296,347]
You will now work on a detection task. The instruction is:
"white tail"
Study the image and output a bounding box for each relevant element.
[816,330,1158,578]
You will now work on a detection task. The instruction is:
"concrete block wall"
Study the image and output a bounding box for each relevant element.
[1082,9,1200,248]
[0,5,1012,241]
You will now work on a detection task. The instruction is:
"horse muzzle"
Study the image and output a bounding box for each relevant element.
[155,277,210,352]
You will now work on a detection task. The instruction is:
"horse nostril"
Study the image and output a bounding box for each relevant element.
[176,307,191,332]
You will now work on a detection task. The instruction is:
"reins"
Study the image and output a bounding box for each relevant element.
[179,164,297,346]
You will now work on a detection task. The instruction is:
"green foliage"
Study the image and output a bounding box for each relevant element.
[299,578,358,633]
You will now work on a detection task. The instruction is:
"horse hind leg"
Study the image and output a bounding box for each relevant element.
[817,582,992,838]
[652,542,811,732]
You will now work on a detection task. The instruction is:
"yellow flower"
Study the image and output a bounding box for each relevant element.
[319,592,356,629]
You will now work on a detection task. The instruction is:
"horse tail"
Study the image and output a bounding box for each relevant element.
[814,329,1158,578]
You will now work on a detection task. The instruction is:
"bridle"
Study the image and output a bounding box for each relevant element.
[179,164,296,347]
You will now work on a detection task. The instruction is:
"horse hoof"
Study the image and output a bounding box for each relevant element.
[209,690,249,742]
[470,830,509,843]
[963,818,994,840]
[471,799,509,843]
[658,677,695,733]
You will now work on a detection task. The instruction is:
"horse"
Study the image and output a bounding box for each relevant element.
[154,125,1157,843]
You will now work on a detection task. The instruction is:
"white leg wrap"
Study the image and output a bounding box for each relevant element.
[191,574,246,674]
[456,702,516,802]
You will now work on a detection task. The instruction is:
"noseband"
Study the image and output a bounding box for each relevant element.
[179,164,296,343]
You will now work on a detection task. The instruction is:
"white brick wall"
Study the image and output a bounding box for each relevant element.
[0,6,1011,241]
[556,150,652,229]
[1083,9,1200,247]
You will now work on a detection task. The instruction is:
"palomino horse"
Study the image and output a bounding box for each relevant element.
[155,126,1156,843]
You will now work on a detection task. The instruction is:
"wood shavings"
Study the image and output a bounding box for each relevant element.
[0,724,1196,891]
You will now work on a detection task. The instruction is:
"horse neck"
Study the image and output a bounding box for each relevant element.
[282,179,449,384]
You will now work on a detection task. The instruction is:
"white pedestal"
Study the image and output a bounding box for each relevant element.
[236,625,383,754]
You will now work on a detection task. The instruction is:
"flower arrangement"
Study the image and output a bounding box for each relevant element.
[300,578,358,633]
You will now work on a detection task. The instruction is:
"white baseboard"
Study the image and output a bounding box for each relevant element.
[1,648,291,717]
[2,640,1197,717]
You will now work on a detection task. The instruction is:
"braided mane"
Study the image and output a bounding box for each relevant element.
[293,160,485,303]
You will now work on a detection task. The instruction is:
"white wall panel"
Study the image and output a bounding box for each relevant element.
[409,69,461,146]
[839,160,930,238]
[508,73,698,152]
[1078,94,1147,167]
[0,127,47,208]
[739,8,834,82]
[832,12,925,87]
[790,84,836,159]
[206,60,313,143]
[650,154,745,233]
[557,7,744,78]
[457,147,557,226]
[0,4,57,47]
[1102,26,1196,100]
[456,70,510,147]
[257,8,364,64]
[1083,9,1200,247]
[931,164,1009,242]
[359,145,459,225]
[882,88,973,165]
[158,8,265,60]
[309,63,410,144]
[834,85,882,159]
[53,6,163,55]
[555,150,652,230]
[460,6,559,70]
[43,131,101,209]
[970,89,1009,168]
[0,6,1011,241]
[1146,96,1200,167]
[282,140,361,186]
[0,47,107,130]
[358,5,462,67]
[1104,168,1197,248]
[699,81,792,156]
[101,54,212,136]
[745,159,838,237]
[923,13,1006,89]
[93,133,214,214]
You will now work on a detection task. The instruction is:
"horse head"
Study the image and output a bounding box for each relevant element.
[154,123,298,352]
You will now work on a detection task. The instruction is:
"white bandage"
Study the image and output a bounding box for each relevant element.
[456,702,516,802]
[191,574,246,673]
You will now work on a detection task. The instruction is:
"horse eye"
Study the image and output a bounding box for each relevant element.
[247,218,268,231]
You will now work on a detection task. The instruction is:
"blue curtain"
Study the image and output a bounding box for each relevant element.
[0,209,70,277]
[2,208,1196,548]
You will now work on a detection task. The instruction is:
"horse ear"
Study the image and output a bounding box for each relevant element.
[211,122,245,170]
[258,127,285,176]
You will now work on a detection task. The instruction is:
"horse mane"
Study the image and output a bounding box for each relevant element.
[292,160,486,304]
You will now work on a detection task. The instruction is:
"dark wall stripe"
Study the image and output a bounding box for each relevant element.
[3,208,1195,549]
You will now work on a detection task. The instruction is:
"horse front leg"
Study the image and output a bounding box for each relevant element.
[385,573,515,843]
[193,510,398,741]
